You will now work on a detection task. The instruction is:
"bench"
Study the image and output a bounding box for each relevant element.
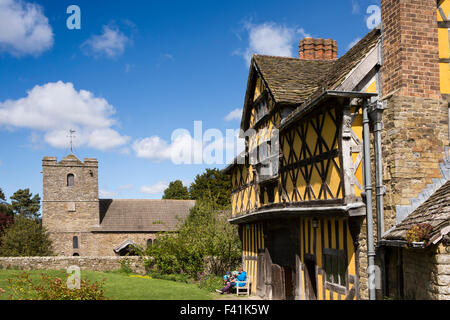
[235,281,251,296]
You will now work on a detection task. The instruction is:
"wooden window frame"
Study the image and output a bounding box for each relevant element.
[323,248,347,287]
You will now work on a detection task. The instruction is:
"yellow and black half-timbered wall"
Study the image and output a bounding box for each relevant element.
[226,85,376,300]
[223,26,382,299]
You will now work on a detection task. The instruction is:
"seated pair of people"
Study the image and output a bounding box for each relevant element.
[223,270,239,283]
[216,267,247,294]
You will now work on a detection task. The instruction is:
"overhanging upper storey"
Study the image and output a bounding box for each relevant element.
[227,27,381,223]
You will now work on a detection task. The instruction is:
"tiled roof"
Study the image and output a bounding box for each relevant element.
[252,28,380,106]
[253,55,334,105]
[320,27,380,90]
[96,199,196,232]
[384,180,450,242]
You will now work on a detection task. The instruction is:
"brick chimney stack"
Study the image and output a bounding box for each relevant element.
[381,0,441,99]
[299,38,337,60]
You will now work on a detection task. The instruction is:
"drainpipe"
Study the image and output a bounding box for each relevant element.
[370,102,385,240]
[362,99,376,300]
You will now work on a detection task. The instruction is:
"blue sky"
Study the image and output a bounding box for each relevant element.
[0,0,380,202]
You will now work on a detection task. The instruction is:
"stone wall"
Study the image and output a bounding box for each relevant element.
[401,243,450,300]
[381,95,448,230]
[380,0,449,230]
[0,256,147,274]
[48,232,158,256]
[42,155,100,237]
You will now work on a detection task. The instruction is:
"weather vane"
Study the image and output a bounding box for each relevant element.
[68,129,76,154]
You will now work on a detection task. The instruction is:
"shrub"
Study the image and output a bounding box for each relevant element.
[406,223,433,245]
[6,272,107,300]
[119,259,133,274]
[146,199,241,279]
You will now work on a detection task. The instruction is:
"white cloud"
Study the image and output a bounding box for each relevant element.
[132,132,203,163]
[236,22,297,65]
[224,108,242,121]
[81,25,130,58]
[140,181,168,195]
[99,189,118,198]
[0,81,130,151]
[133,128,245,165]
[347,37,361,50]
[0,0,53,57]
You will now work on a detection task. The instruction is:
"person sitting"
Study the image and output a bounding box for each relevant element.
[216,267,246,294]
[223,271,231,284]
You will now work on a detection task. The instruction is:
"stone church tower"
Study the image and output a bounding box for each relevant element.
[42,153,99,256]
[41,153,195,257]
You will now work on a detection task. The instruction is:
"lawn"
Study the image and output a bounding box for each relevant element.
[0,270,214,300]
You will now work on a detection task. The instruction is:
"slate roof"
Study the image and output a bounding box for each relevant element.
[383,180,450,243]
[96,199,196,232]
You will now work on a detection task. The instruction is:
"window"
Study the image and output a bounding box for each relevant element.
[67,174,74,187]
[256,138,279,183]
[147,239,153,248]
[73,236,79,249]
[323,249,347,287]
[254,98,268,122]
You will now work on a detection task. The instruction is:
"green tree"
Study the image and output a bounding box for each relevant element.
[0,215,53,257]
[10,189,41,218]
[0,188,13,236]
[189,168,231,209]
[146,199,241,277]
[162,180,190,200]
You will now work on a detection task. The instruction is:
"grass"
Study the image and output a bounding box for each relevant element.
[0,269,214,300]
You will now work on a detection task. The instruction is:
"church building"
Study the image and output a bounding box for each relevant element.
[41,153,195,256]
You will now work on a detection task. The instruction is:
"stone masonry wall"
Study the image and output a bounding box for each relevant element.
[380,0,449,230]
[0,256,147,274]
[49,232,158,256]
[381,95,448,231]
[402,243,450,300]
[42,156,100,234]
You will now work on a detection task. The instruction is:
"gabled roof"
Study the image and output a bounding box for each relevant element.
[113,239,138,253]
[253,55,334,105]
[59,153,82,164]
[95,199,196,232]
[320,27,380,90]
[383,180,450,244]
[239,28,381,132]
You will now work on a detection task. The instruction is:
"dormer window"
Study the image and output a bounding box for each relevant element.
[67,174,74,187]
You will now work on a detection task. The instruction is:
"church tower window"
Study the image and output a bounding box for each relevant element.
[73,236,79,249]
[67,173,74,187]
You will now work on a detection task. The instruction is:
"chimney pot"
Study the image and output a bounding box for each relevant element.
[299,38,337,60]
